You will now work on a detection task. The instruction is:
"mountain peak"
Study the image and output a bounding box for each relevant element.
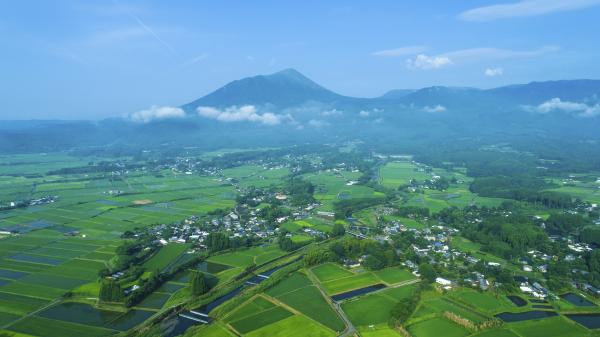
[183,68,344,110]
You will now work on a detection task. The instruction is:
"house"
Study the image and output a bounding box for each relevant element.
[436,277,452,286]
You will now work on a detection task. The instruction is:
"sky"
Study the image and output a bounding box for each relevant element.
[1,0,600,120]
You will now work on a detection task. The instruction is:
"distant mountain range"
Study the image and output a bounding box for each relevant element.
[184,68,599,109]
[2,69,600,153]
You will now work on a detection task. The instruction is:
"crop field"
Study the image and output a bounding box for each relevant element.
[207,245,285,268]
[245,315,335,337]
[373,267,416,285]
[448,289,513,314]
[143,244,190,272]
[229,306,293,334]
[321,271,380,294]
[301,171,384,211]
[311,263,354,282]
[341,284,418,327]
[415,297,489,324]
[379,162,435,188]
[312,263,414,295]
[469,330,521,337]
[0,153,246,334]
[358,324,402,337]
[507,315,589,337]
[408,317,470,337]
[221,165,290,189]
[266,272,344,331]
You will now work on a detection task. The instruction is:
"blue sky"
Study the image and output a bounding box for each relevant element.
[1,0,600,119]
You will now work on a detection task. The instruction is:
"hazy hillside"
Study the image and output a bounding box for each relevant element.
[2,69,600,154]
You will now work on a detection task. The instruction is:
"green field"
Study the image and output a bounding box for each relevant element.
[408,317,470,337]
[143,244,190,272]
[342,284,418,327]
[508,315,589,337]
[301,171,383,211]
[245,315,335,337]
[312,263,353,283]
[380,162,433,188]
[373,267,416,285]
[266,272,344,331]
[207,245,285,268]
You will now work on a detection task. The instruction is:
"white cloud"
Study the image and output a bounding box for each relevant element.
[308,119,329,128]
[459,0,600,22]
[442,46,558,61]
[485,67,504,76]
[406,54,453,70]
[321,109,343,116]
[196,105,289,125]
[372,46,428,57]
[359,110,370,117]
[526,98,600,117]
[130,105,186,123]
[423,105,447,113]
[406,46,557,70]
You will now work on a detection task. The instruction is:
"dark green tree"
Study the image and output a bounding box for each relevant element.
[331,223,346,237]
[99,278,122,302]
[190,271,209,296]
[419,263,436,283]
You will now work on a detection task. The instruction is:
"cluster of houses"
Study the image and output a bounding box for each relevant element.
[515,276,549,299]
[1,195,58,211]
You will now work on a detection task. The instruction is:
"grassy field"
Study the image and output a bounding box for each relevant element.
[507,315,589,337]
[301,171,383,211]
[266,272,344,331]
[469,330,521,337]
[373,267,416,285]
[207,245,285,268]
[342,284,418,327]
[230,306,293,334]
[312,263,414,295]
[358,324,403,337]
[407,317,470,337]
[0,152,245,333]
[379,162,433,188]
[448,289,513,314]
[245,315,335,337]
[311,263,353,283]
[143,244,190,272]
